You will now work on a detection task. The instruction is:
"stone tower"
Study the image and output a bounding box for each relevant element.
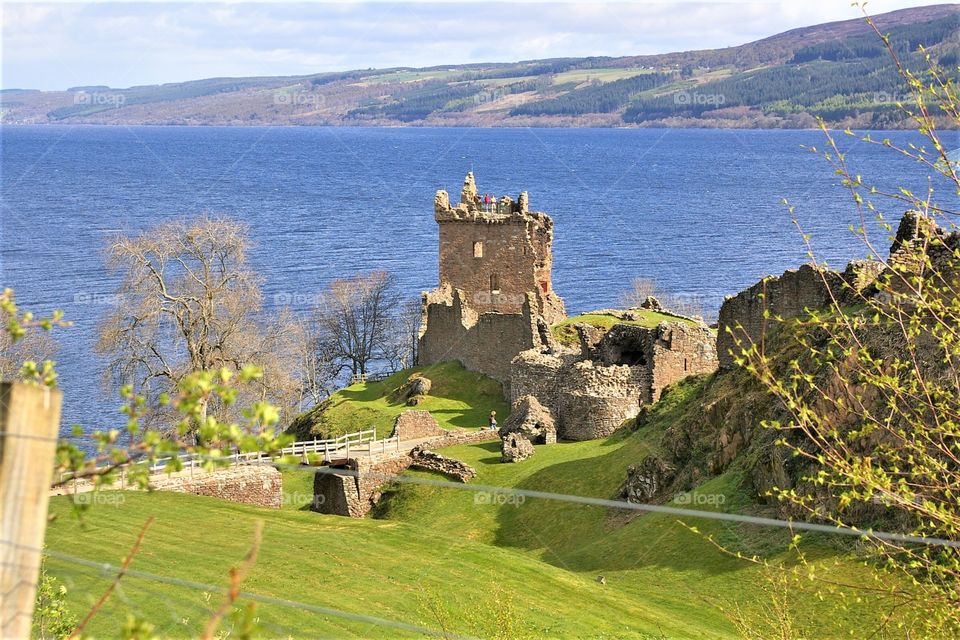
[419,173,566,395]
[433,172,565,324]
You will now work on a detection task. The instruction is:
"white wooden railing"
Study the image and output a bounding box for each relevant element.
[58,427,404,484]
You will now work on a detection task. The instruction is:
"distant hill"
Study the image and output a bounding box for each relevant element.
[2,4,957,129]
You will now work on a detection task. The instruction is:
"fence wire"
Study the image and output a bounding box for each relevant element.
[3,539,473,640]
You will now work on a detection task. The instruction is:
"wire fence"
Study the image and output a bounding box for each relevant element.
[4,424,960,638]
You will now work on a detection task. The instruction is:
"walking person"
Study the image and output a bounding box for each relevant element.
[488,410,498,431]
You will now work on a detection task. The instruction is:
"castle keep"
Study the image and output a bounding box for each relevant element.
[418,173,566,392]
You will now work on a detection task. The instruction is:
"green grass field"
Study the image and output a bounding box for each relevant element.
[43,365,909,638]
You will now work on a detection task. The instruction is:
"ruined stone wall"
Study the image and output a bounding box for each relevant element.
[716,264,836,369]
[557,361,649,440]
[510,351,565,409]
[313,456,414,518]
[648,323,719,401]
[150,465,283,509]
[409,446,477,482]
[510,320,717,441]
[560,395,642,441]
[428,428,500,448]
[716,262,883,369]
[418,287,543,395]
[511,351,650,441]
[311,430,495,517]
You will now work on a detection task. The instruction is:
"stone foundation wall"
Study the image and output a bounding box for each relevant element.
[510,320,717,441]
[311,429,496,518]
[150,465,283,509]
[313,456,414,518]
[429,428,500,448]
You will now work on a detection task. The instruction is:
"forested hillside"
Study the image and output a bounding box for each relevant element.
[2,4,956,128]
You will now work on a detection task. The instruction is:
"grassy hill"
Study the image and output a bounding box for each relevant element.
[286,361,510,440]
[4,5,957,129]
[43,370,921,638]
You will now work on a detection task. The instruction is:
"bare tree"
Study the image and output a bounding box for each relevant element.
[383,297,422,373]
[315,271,400,378]
[96,217,303,435]
[295,315,339,408]
[619,276,704,319]
[618,277,658,308]
[0,325,56,381]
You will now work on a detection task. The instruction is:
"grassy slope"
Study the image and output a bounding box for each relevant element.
[44,370,901,638]
[552,310,698,347]
[374,377,902,638]
[288,361,510,439]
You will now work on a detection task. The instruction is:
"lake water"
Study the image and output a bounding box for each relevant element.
[0,125,940,433]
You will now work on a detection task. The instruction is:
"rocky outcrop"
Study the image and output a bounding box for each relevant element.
[498,395,557,445]
[500,432,535,463]
[639,296,663,312]
[621,457,674,503]
[409,445,476,482]
[390,373,432,406]
[390,410,444,440]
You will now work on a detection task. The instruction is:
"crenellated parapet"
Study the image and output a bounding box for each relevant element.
[434,172,545,224]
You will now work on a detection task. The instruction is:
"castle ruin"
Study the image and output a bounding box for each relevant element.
[418,173,566,394]
[511,316,718,441]
[419,173,719,442]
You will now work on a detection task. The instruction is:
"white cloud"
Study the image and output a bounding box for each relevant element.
[0,1,944,90]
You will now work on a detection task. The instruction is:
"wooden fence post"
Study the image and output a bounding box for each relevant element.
[0,382,62,639]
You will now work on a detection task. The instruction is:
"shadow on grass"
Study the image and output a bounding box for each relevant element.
[489,436,794,577]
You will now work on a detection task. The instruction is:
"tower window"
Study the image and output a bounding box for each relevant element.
[490,274,499,293]
[473,241,483,258]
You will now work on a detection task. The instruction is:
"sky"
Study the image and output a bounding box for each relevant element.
[1,0,949,91]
